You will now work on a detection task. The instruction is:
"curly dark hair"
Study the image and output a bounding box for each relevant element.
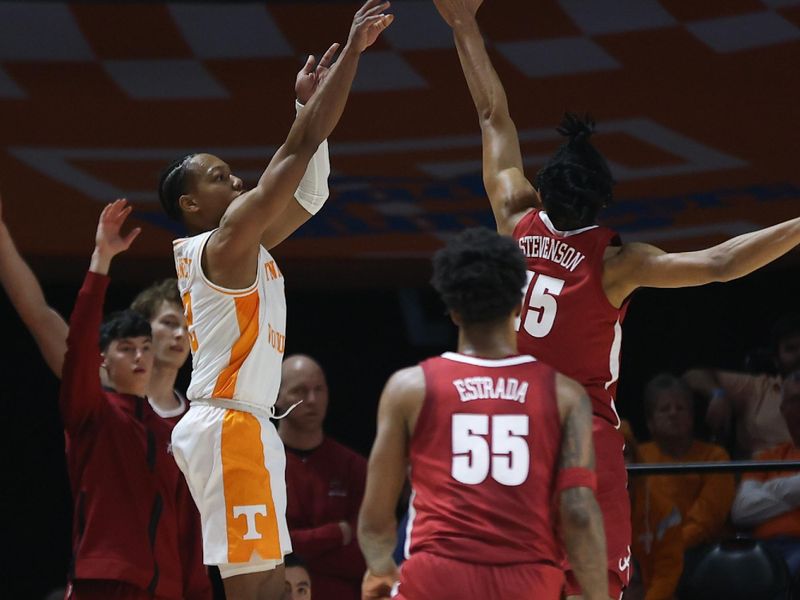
[534,113,615,230]
[158,153,197,221]
[99,309,152,352]
[431,227,526,325]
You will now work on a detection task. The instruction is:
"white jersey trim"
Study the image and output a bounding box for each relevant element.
[440,352,537,368]
[539,211,599,238]
[148,389,187,419]
[403,487,417,560]
[191,229,260,297]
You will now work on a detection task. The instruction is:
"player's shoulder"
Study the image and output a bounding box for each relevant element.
[385,364,425,394]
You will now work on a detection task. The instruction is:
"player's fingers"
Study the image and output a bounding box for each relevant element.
[123,227,142,247]
[317,43,340,69]
[362,1,390,19]
[365,13,393,31]
[301,54,316,74]
[356,0,383,17]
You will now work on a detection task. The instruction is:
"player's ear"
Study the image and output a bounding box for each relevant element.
[449,310,463,327]
[179,193,199,214]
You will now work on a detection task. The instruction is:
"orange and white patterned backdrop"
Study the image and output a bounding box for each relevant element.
[1,0,798,282]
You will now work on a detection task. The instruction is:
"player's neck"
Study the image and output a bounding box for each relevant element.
[457,323,517,359]
[146,363,181,410]
[278,424,325,451]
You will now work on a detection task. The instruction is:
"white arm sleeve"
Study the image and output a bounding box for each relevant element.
[293,100,330,215]
[731,476,800,527]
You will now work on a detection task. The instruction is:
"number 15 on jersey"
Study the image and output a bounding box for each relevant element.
[514,270,565,338]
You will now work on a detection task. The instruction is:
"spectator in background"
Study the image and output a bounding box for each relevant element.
[276,354,367,600]
[0,192,191,421]
[638,374,735,551]
[684,314,800,457]
[732,371,800,575]
[282,554,312,600]
[624,421,683,600]
[60,200,210,599]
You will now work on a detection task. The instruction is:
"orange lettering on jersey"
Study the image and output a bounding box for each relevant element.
[181,291,199,352]
[221,410,281,562]
[176,257,192,280]
[213,292,259,399]
[268,324,285,354]
[264,260,283,281]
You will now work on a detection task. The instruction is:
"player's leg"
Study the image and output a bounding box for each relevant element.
[221,564,286,600]
[564,417,631,600]
[172,406,292,600]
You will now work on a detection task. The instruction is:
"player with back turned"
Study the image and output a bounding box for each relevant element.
[358,228,607,600]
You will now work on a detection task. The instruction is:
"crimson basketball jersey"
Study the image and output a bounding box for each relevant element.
[406,352,563,566]
[512,209,627,426]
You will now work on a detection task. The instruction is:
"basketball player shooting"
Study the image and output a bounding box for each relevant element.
[158,3,394,599]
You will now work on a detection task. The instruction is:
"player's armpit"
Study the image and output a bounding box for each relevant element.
[358,366,424,577]
[606,216,800,302]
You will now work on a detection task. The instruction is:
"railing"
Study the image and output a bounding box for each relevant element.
[628,460,800,475]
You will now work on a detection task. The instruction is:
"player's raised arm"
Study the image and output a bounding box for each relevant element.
[204,1,393,288]
[0,192,69,377]
[258,42,340,251]
[555,374,609,600]
[61,200,141,428]
[603,216,800,306]
[358,366,423,599]
[434,0,538,235]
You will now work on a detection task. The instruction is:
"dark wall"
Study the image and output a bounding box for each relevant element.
[3,261,798,598]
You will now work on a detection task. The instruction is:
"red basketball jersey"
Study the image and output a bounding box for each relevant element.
[512,209,628,426]
[405,352,564,566]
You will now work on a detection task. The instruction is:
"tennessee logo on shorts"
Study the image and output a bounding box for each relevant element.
[221,410,282,561]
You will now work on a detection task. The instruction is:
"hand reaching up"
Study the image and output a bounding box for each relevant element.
[90,199,141,275]
[348,0,394,53]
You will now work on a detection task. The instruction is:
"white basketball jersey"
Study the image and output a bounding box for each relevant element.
[173,230,286,413]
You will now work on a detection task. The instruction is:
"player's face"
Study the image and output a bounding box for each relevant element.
[648,390,693,442]
[150,300,190,369]
[279,363,329,431]
[187,153,245,226]
[102,336,154,396]
[777,334,800,376]
[283,566,312,600]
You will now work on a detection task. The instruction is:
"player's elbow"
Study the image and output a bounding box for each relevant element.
[705,248,736,282]
[560,487,596,532]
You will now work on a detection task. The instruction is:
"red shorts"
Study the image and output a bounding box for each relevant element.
[563,417,632,599]
[396,551,564,600]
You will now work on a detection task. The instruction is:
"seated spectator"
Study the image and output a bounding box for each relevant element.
[731,371,800,575]
[638,374,735,550]
[684,314,800,457]
[282,554,312,600]
[276,354,367,600]
[624,421,683,600]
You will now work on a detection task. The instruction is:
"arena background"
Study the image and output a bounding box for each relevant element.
[1,0,799,597]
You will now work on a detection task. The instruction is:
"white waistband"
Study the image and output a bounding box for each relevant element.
[191,398,274,418]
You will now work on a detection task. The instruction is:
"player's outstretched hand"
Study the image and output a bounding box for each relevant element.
[95,198,141,260]
[348,0,394,53]
[432,0,484,27]
[296,42,341,105]
[362,569,399,600]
